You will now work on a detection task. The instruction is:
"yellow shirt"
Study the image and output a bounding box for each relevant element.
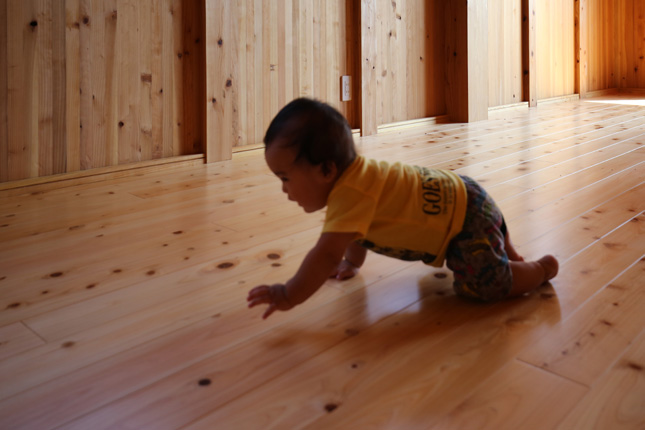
[323,156,468,267]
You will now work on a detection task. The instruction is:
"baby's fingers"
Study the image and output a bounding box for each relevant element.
[247,286,272,307]
[262,304,277,319]
[247,296,272,309]
[247,285,270,300]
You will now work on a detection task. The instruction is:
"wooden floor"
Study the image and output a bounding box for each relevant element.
[1,95,644,430]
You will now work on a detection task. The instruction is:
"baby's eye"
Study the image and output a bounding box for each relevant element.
[279,176,289,182]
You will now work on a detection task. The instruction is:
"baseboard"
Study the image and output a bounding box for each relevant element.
[537,94,581,104]
[377,115,451,133]
[488,102,529,113]
[0,154,205,195]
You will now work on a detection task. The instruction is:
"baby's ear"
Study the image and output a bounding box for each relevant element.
[321,161,338,182]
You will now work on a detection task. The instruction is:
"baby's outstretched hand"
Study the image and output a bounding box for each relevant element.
[329,259,359,280]
[247,284,293,319]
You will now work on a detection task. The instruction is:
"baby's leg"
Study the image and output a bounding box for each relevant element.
[508,255,559,297]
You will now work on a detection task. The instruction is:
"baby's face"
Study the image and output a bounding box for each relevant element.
[265,142,336,213]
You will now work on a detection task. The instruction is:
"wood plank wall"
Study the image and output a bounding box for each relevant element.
[207,0,360,157]
[0,0,204,183]
[582,0,645,93]
[586,0,614,92]
[373,0,446,125]
[536,0,575,100]
[614,0,645,89]
[2,0,644,183]
[488,0,522,107]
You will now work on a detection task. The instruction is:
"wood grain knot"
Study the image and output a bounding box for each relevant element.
[602,242,622,250]
[30,20,38,27]
[324,403,338,413]
[6,302,21,309]
[198,378,212,386]
[218,262,234,270]
[627,362,643,371]
[49,272,64,278]
[267,253,281,260]
[62,341,75,348]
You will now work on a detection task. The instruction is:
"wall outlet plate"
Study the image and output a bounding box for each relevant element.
[341,75,351,101]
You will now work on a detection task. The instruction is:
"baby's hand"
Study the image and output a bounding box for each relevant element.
[247,284,293,319]
[329,259,359,280]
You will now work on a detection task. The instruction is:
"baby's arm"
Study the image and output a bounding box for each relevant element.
[247,232,357,318]
[330,240,367,280]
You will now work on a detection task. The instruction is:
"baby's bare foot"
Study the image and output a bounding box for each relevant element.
[507,248,525,262]
[538,255,559,283]
[504,233,525,262]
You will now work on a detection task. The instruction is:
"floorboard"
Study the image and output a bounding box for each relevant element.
[0,96,643,429]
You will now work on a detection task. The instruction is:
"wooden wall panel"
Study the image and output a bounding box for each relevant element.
[360,0,377,136]
[0,0,203,183]
[585,0,614,92]
[488,0,523,107]
[581,0,645,93]
[522,0,537,106]
[374,0,445,125]
[467,0,489,121]
[0,0,8,182]
[444,0,488,122]
[536,0,575,100]
[636,0,645,88]
[615,0,645,89]
[207,0,359,158]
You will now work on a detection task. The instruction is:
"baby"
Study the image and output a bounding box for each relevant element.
[247,98,558,319]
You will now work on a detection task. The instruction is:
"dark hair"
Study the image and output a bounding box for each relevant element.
[264,98,357,175]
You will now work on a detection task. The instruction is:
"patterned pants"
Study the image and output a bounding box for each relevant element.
[445,176,513,301]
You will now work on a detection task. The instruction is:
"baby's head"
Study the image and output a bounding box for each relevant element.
[264,98,357,213]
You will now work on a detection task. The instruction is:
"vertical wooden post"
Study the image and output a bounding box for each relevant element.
[522,0,537,107]
[575,0,587,98]
[206,0,233,163]
[182,0,205,156]
[445,0,467,122]
[0,0,9,182]
[467,0,488,122]
[445,0,488,123]
[360,0,377,136]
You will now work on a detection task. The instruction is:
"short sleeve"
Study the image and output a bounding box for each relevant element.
[322,186,376,237]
